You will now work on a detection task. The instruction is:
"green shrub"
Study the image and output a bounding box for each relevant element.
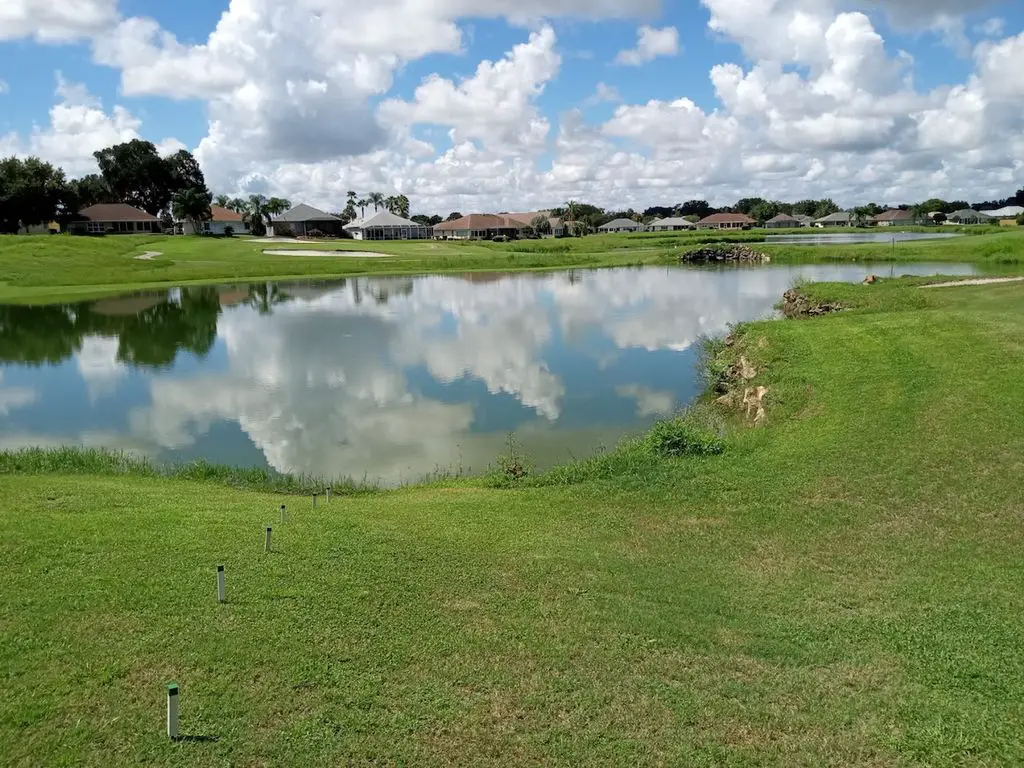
[643,408,725,458]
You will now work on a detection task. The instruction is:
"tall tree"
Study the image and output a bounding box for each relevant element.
[368,192,384,212]
[215,194,231,208]
[171,187,214,234]
[530,214,552,236]
[357,198,368,218]
[68,174,113,210]
[384,195,398,214]
[165,150,206,192]
[813,198,840,219]
[445,211,462,221]
[346,190,357,209]
[227,197,247,212]
[242,195,273,236]
[0,156,68,234]
[564,200,581,235]
[395,194,410,218]
[93,140,174,215]
[266,197,291,216]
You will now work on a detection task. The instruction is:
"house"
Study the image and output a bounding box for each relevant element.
[502,211,566,237]
[793,214,815,226]
[269,204,345,237]
[764,213,802,229]
[983,205,1023,226]
[814,211,852,228]
[871,209,916,227]
[947,209,993,225]
[343,210,432,241]
[180,204,248,235]
[647,217,696,231]
[68,203,160,235]
[434,214,520,240]
[696,213,756,230]
[598,218,642,233]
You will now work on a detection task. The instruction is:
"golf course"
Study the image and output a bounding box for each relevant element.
[1,229,1023,765]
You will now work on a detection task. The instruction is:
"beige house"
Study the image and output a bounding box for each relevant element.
[69,204,160,235]
[696,213,756,230]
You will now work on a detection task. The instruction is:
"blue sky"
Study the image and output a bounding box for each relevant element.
[1,0,1022,210]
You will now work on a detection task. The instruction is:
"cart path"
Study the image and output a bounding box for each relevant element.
[923,276,1024,289]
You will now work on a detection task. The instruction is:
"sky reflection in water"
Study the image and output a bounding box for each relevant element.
[0,263,977,484]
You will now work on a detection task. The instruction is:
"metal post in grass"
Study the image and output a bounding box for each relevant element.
[166,683,179,740]
[280,504,286,524]
[312,493,318,509]
[265,527,272,553]
[325,487,330,505]
[216,565,225,603]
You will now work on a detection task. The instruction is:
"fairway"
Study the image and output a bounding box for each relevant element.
[1,226,1023,303]
[2,279,1023,765]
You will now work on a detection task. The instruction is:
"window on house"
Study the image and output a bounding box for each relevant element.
[87,222,102,234]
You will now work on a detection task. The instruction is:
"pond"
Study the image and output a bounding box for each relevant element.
[0,262,977,485]
[765,232,962,245]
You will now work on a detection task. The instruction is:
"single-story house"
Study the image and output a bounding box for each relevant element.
[696,213,756,230]
[814,211,852,228]
[871,209,916,227]
[503,211,566,237]
[983,205,1023,226]
[598,218,642,233]
[764,213,802,229]
[181,204,248,235]
[947,209,993,225]
[344,210,432,240]
[647,217,696,231]
[269,204,345,237]
[68,203,160,235]
[793,214,815,226]
[434,214,523,240]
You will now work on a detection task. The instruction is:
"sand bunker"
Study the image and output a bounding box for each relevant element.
[262,249,389,258]
[134,251,161,260]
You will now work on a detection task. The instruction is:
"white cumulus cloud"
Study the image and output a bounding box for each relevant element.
[615,25,680,66]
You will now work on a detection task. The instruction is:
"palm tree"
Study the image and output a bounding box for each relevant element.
[214,194,230,208]
[346,190,357,208]
[395,194,410,218]
[356,198,368,218]
[384,195,398,214]
[368,192,385,212]
[243,194,272,236]
[564,200,581,236]
[530,214,551,236]
[172,187,213,235]
[227,197,246,212]
[266,197,291,216]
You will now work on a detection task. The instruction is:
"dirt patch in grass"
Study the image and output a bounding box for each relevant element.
[781,289,845,318]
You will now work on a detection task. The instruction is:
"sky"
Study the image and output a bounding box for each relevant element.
[1,0,1022,215]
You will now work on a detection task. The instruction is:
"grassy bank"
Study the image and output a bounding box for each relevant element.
[2,278,1023,764]
[1,227,1022,303]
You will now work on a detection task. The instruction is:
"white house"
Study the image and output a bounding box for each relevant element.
[598,218,642,233]
[647,217,696,231]
[181,204,248,235]
[344,210,432,240]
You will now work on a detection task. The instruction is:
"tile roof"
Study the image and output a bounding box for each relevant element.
[649,217,696,227]
[210,204,243,222]
[344,210,424,228]
[698,213,756,224]
[873,209,915,222]
[766,214,799,223]
[78,203,156,222]
[273,203,341,222]
[434,214,516,230]
[599,218,641,229]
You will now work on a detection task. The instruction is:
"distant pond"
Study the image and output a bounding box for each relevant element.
[766,232,963,245]
[0,262,977,485]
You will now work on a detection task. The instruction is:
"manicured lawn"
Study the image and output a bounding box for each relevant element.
[1,227,1022,303]
[2,279,1023,765]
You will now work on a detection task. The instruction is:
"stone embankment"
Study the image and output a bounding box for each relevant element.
[679,245,771,263]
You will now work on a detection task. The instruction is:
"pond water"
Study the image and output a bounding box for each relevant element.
[765,232,962,245]
[0,262,977,484]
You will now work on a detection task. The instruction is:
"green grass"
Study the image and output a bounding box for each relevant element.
[1,226,1022,303]
[3,278,1024,764]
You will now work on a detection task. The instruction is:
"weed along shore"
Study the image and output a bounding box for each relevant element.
[2,275,1024,764]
